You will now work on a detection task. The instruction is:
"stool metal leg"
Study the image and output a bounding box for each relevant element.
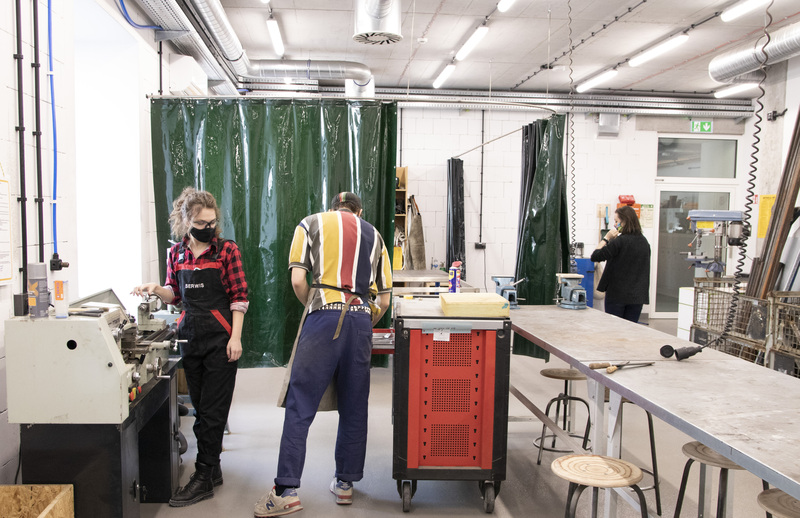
[536,395,592,465]
[762,480,773,518]
[716,468,729,518]
[646,411,662,516]
[537,396,560,465]
[565,483,589,518]
[630,484,650,518]
[673,458,695,517]
[561,380,569,434]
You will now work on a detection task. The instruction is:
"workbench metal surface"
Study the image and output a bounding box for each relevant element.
[510,305,800,502]
[393,270,450,284]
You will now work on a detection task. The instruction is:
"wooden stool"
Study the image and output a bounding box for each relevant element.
[758,488,800,518]
[551,454,649,518]
[535,368,591,465]
[674,441,743,518]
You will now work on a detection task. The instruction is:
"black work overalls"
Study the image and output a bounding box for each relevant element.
[175,240,237,467]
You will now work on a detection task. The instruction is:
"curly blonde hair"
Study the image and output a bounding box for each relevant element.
[168,187,221,239]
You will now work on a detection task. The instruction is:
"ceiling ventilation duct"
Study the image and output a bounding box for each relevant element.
[187,0,374,93]
[134,0,239,94]
[709,20,800,83]
[353,0,403,45]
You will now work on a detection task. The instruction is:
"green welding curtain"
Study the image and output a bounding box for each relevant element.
[514,114,569,360]
[150,98,397,368]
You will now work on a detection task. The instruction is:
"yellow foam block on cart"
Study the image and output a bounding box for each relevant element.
[0,484,74,518]
[439,292,510,317]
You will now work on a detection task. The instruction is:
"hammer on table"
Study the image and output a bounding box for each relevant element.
[588,361,655,373]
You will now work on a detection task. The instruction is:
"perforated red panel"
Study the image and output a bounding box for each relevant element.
[431,379,470,412]
[433,335,472,367]
[406,329,497,469]
[430,424,469,457]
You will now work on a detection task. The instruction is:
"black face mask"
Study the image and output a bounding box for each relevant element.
[190,226,215,243]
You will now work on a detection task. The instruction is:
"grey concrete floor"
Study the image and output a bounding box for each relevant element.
[143,319,769,517]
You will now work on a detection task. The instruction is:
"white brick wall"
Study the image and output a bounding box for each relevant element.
[0,0,164,483]
[398,106,788,305]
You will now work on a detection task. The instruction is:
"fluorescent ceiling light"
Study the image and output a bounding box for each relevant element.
[497,0,516,12]
[455,26,489,61]
[433,64,456,89]
[629,34,689,67]
[714,83,759,98]
[575,69,618,93]
[260,0,270,3]
[721,0,770,22]
[266,17,284,58]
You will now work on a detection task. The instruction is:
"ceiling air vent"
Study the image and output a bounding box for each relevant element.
[353,0,403,45]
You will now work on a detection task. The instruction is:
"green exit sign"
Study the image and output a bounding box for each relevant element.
[691,120,713,133]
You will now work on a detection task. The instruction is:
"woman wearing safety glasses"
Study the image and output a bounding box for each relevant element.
[133,186,248,507]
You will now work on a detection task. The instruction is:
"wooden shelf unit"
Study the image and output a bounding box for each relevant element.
[394,166,408,270]
[395,166,407,233]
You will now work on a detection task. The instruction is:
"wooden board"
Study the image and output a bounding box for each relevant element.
[0,485,74,518]
[439,292,510,317]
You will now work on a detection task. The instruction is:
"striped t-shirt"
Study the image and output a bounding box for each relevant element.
[289,209,392,312]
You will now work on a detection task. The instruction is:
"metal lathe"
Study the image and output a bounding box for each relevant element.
[5,290,182,518]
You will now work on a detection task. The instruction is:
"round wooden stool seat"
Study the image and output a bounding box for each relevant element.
[552,455,643,488]
[758,488,800,518]
[681,441,742,470]
[540,368,586,381]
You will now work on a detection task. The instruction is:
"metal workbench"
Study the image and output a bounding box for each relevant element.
[510,305,800,516]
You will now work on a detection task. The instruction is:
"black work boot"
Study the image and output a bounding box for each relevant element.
[212,464,223,487]
[169,462,214,507]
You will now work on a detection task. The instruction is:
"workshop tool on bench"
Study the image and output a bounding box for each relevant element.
[660,344,704,361]
[492,276,525,309]
[555,273,587,310]
[588,361,655,373]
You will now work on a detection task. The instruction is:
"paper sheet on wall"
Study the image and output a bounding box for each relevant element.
[0,177,12,284]
[758,194,776,239]
[639,204,654,228]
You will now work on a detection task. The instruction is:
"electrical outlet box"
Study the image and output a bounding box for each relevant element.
[475,242,486,249]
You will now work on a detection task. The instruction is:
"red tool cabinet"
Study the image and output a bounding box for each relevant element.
[393,298,511,513]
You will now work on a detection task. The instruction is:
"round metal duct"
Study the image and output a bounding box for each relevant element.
[708,20,800,83]
[353,0,403,45]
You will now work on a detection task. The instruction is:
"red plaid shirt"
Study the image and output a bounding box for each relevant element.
[166,236,249,313]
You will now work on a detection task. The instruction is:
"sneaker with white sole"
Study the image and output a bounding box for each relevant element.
[254,487,303,517]
[330,478,353,505]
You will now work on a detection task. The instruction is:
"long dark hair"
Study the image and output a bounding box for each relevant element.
[616,205,642,235]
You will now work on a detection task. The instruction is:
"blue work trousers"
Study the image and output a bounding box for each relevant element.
[276,309,373,487]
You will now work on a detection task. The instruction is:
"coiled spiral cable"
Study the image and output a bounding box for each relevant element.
[567,0,578,268]
[718,2,773,346]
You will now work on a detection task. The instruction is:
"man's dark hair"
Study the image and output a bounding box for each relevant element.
[331,192,362,213]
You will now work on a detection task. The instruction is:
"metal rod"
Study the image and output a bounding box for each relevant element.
[749,106,800,299]
[14,0,29,292]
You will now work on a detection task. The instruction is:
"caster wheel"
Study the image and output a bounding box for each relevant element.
[402,481,412,512]
[483,483,495,513]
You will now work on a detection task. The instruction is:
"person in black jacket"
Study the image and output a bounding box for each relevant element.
[591,205,650,323]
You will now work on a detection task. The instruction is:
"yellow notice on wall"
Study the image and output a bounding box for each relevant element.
[758,194,776,239]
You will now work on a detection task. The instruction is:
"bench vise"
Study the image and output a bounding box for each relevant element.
[492,276,523,309]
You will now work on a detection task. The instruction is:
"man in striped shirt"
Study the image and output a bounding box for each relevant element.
[255,192,392,517]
